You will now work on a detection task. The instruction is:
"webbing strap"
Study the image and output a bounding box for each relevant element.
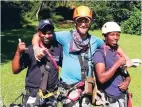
[38,89,59,99]
[78,50,89,81]
[40,42,59,71]
[39,64,49,93]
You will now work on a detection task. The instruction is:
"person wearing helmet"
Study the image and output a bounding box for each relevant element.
[93,21,131,107]
[12,19,62,107]
[32,6,130,107]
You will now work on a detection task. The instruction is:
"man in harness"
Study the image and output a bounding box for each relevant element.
[93,21,131,107]
[32,6,132,107]
[12,19,62,107]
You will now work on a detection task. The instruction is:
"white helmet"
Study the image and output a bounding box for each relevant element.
[102,22,121,34]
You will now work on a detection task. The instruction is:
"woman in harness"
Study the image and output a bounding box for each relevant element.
[93,21,131,107]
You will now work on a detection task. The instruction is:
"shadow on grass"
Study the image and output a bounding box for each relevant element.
[1,26,36,63]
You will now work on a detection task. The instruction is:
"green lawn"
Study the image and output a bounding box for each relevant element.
[1,28,141,107]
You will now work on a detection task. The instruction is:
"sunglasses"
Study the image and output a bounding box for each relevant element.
[75,17,91,26]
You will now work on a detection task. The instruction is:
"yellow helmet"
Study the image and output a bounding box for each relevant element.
[73,6,92,19]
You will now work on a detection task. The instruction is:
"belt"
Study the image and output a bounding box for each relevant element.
[38,88,59,99]
[62,82,77,89]
[107,94,125,103]
[25,87,39,97]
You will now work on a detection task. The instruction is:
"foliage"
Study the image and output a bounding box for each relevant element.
[1,1,36,30]
[121,9,141,35]
[1,28,141,107]
[1,1,141,35]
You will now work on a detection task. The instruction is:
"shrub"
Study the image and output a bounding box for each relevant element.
[121,10,141,35]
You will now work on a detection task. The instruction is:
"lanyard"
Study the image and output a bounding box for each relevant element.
[39,42,59,71]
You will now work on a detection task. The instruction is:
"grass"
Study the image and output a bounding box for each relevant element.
[1,28,141,107]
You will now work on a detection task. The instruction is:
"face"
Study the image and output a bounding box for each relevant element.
[75,17,92,37]
[105,32,120,47]
[39,31,54,45]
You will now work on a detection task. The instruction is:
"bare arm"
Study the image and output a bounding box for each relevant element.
[12,41,28,74]
[117,47,129,60]
[118,76,131,91]
[12,50,21,74]
[32,33,45,61]
[32,33,40,47]
[95,56,126,84]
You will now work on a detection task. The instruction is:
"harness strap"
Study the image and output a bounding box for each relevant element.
[78,45,89,81]
[38,89,59,99]
[39,64,49,93]
[39,42,59,71]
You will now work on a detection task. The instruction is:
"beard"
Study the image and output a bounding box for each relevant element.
[77,26,89,36]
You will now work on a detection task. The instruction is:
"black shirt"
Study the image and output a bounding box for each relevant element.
[20,44,62,89]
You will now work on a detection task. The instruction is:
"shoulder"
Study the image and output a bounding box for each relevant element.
[90,35,103,43]
[94,48,104,57]
[54,31,72,45]
[55,31,71,36]
[93,48,105,64]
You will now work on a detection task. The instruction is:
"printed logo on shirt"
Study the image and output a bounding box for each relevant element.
[53,56,59,61]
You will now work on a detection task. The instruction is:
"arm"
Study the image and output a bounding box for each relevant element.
[117,47,134,67]
[118,76,131,91]
[94,52,126,84]
[117,47,129,60]
[32,33,40,47]
[32,33,45,61]
[12,41,28,74]
[12,50,21,74]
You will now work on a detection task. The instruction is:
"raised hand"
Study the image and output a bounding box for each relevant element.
[16,38,28,54]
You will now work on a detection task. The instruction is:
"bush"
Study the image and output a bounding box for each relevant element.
[121,10,141,35]
[52,14,64,22]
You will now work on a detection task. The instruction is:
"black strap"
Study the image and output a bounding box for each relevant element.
[39,64,49,93]
[70,30,91,81]
[78,48,89,81]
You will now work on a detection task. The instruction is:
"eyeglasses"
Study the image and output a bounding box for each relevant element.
[75,17,91,26]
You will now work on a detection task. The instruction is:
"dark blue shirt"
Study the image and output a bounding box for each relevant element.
[20,44,62,89]
[93,46,123,97]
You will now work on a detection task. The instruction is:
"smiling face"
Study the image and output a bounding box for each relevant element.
[75,17,92,38]
[105,32,120,47]
[40,31,54,45]
[38,25,54,46]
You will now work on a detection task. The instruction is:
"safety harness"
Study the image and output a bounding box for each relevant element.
[38,42,59,99]
[93,44,131,107]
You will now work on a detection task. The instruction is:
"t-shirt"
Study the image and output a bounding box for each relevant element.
[93,46,124,97]
[55,31,103,84]
[20,44,62,89]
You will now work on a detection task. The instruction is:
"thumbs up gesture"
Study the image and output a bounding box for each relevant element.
[16,38,28,54]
